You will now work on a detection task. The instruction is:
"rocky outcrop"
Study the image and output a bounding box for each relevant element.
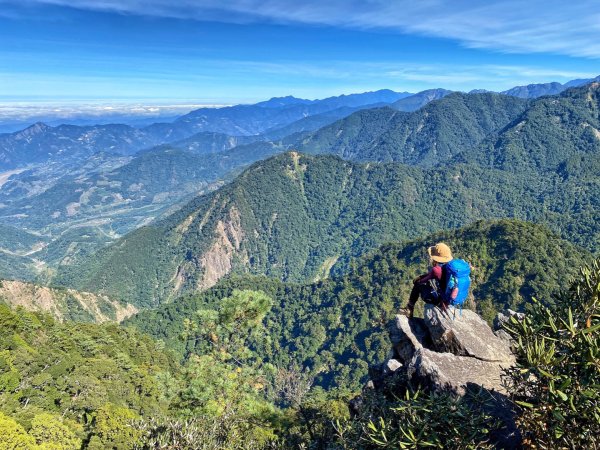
[363,304,523,447]
[408,348,508,395]
[383,304,515,395]
[424,305,515,364]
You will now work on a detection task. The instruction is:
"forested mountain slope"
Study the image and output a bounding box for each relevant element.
[297,92,529,166]
[162,131,264,155]
[0,148,230,232]
[0,224,43,254]
[0,123,156,170]
[11,84,597,281]
[58,145,599,307]
[501,82,565,98]
[0,139,293,278]
[262,104,388,140]
[126,220,589,388]
[462,82,600,172]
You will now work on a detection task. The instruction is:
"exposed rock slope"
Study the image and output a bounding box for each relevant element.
[0,279,136,323]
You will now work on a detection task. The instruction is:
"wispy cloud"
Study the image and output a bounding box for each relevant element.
[8,0,600,58]
[215,59,597,88]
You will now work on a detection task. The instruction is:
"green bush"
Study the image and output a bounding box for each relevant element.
[504,258,600,448]
[333,388,498,449]
[0,412,37,450]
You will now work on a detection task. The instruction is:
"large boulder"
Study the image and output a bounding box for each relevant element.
[408,348,509,395]
[377,307,520,447]
[423,304,515,364]
[386,306,516,395]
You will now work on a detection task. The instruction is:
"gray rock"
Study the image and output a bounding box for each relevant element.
[424,304,515,364]
[388,315,430,363]
[493,309,526,350]
[383,359,402,374]
[364,380,375,390]
[369,308,520,447]
[407,348,511,395]
[494,328,514,345]
[494,309,526,331]
[383,309,516,396]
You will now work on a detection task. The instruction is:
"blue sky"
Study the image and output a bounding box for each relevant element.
[0,0,599,105]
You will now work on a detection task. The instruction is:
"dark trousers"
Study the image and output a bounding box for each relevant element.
[407,280,442,310]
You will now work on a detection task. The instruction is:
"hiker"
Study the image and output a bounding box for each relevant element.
[400,243,470,318]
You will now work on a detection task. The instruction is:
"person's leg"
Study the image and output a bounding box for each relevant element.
[400,284,420,318]
[401,282,437,317]
[407,284,421,308]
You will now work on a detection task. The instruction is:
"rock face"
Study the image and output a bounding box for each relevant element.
[424,305,515,364]
[0,279,137,323]
[364,305,521,447]
[384,304,515,395]
[408,348,508,395]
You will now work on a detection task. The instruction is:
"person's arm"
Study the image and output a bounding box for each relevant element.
[413,274,426,284]
[414,266,437,284]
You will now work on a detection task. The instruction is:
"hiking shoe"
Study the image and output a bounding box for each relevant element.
[399,307,413,318]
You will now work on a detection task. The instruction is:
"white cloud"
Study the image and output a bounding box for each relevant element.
[8,0,600,58]
[0,101,225,122]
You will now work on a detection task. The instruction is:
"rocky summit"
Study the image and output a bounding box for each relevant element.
[384,304,515,395]
[362,304,523,448]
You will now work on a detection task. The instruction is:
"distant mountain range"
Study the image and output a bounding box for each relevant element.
[2,74,598,172]
[1,77,599,284]
[56,82,600,306]
[0,90,414,172]
[500,75,600,98]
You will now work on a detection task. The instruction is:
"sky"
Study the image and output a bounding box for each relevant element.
[0,0,599,109]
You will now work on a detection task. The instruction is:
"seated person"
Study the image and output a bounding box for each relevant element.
[400,242,458,318]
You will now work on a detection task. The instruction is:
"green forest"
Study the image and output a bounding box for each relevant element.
[1,222,598,448]
[126,220,589,389]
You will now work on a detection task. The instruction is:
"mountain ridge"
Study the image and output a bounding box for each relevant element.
[501,75,600,98]
[57,138,600,306]
[296,92,529,166]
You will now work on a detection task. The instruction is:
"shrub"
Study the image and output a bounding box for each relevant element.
[333,388,497,449]
[504,258,600,448]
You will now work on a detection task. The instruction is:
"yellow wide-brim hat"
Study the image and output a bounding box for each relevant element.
[428,242,453,263]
